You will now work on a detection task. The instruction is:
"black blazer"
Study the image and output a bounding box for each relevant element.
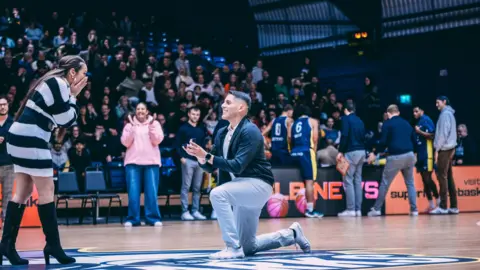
[199,117,274,186]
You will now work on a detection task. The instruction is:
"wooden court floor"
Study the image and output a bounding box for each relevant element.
[8,213,480,269]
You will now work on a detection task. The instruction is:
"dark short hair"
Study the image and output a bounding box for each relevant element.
[344,102,355,113]
[229,90,251,109]
[283,104,293,112]
[294,104,311,118]
[413,105,423,110]
[436,95,450,105]
[188,106,201,113]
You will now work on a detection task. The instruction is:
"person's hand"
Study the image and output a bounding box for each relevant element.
[180,158,186,164]
[70,76,88,97]
[0,136,4,144]
[434,151,438,164]
[336,153,343,161]
[457,159,463,165]
[183,139,207,159]
[149,113,157,125]
[127,114,138,126]
[415,126,421,133]
[367,153,376,164]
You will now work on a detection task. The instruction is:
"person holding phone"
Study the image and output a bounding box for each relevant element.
[175,107,208,221]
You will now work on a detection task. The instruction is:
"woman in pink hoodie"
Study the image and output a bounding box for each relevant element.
[121,103,164,227]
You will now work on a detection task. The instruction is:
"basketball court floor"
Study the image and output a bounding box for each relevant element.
[5,213,480,269]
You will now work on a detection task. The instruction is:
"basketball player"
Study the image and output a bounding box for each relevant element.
[184,91,311,260]
[413,106,439,211]
[262,105,294,166]
[290,105,323,218]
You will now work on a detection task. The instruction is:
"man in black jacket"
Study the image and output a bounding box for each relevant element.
[0,96,14,221]
[184,91,310,260]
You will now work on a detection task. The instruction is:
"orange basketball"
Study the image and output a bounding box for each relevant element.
[267,193,289,218]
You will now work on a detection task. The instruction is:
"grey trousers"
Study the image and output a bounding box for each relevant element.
[209,177,295,256]
[343,150,366,211]
[0,165,14,219]
[373,152,418,212]
[181,159,204,213]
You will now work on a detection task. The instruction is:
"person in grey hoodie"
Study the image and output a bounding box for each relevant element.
[431,96,459,215]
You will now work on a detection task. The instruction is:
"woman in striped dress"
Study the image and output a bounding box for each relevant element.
[0,55,88,266]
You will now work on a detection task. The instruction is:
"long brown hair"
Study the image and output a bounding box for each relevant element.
[15,55,86,141]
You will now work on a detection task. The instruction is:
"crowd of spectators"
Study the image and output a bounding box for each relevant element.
[0,9,477,221]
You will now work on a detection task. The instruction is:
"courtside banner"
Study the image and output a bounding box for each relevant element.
[385,166,480,214]
[260,166,383,218]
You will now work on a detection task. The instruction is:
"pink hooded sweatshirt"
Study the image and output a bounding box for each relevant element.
[121,116,164,166]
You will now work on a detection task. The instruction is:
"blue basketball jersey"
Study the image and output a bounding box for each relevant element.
[271,116,289,152]
[291,117,313,153]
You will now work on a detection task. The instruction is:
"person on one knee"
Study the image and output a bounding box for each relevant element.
[367,105,418,217]
[176,107,207,221]
[413,106,440,212]
[1,56,87,265]
[337,102,366,217]
[0,97,14,222]
[431,96,459,215]
[121,103,164,227]
[183,91,310,260]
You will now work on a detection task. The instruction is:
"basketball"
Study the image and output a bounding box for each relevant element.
[295,188,307,214]
[267,193,289,218]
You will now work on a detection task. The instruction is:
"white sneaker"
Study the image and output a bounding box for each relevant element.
[338,210,356,217]
[367,208,381,217]
[181,212,195,221]
[209,247,245,260]
[154,221,163,227]
[289,222,310,253]
[124,222,133,227]
[192,211,207,220]
[356,211,362,217]
[410,211,419,216]
[448,208,460,214]
[429,207,448,215]
[210,210,217,220]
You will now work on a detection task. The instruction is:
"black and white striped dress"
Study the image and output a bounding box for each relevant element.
[7,77,78,177]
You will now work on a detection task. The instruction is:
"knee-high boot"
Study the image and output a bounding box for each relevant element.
[37,202,75,265]
[0,201,29,265]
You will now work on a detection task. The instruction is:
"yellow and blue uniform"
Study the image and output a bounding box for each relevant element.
[291,116,317,180]
[270,116,292,166]
[415,115,435,172]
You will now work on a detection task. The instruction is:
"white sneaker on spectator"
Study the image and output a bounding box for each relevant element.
[429,207,448,215]
[356,211,362,217]
[448,208,460,214]
[181,212,195,221]
[209,247,245,260]
[410,211,419,216]
[367,208,381,217]
[210,210,217,220]
[124,222,133,227]
[154,221,163,227]
[338,210,356,217]
[192,211,207,220]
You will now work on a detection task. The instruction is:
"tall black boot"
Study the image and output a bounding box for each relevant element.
[0,201,29,265]
[37,202,75,265]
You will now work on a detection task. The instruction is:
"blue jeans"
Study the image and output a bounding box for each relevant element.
[125,164,161,225]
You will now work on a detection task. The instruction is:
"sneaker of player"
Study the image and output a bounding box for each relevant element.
[154,221,163,227]
[448,208,460,214]
[181,211,195,221]
[356,211,362,217]
[410,211,419,216]
[429,207,448,215]
[338,210,356,217]
[289,222,311,253]
[209,247,245,260]
[192,211,207,220]
[124,221,133,227]
[305,210,324,218]
[210,210,217,220]
[367,208,381,217]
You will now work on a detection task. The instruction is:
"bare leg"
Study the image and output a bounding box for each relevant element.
[31,176,75,265]
[11,173,34,204]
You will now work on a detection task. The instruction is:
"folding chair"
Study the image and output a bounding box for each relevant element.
[56,170,94,225]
